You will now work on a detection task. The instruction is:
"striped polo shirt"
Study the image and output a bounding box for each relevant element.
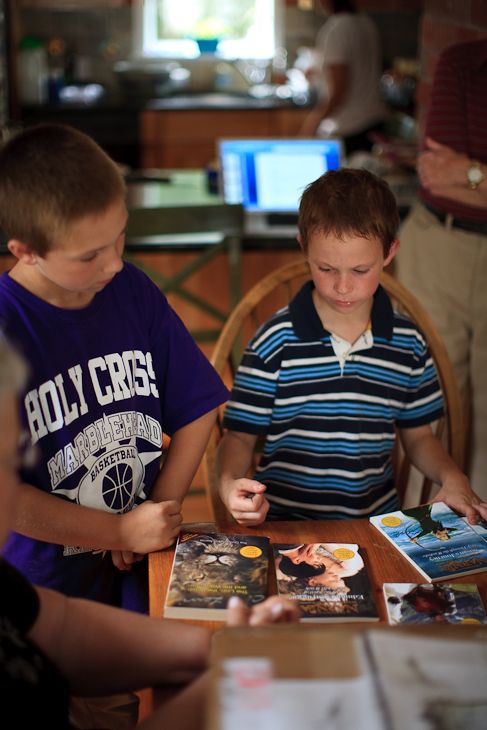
[223,281,444,520]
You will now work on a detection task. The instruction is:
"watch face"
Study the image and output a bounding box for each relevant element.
[467,165,484,184]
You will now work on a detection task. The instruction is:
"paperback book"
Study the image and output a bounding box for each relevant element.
[273,542,379,622]
[370,502,487,582]
[383,582,487,626]
[164,531,269,620]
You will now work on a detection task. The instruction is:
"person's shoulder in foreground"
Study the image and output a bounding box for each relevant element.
[0,338,299,730]
[216,168,487,527]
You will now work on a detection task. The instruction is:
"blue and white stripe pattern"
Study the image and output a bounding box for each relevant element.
[223,281,444,520]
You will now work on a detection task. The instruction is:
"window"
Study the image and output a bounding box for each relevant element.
[133,0,281,60]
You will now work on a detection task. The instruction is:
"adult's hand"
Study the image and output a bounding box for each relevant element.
[226,595,301,627]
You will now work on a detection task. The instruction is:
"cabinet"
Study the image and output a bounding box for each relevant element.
[140,106,310,169]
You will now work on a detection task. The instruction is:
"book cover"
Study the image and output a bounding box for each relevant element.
[369,502,487,582]
[273,542,379,622]
[383,582,487,626]
[164,531,269,620]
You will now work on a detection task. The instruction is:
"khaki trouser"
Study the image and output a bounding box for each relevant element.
[396,201,487,500]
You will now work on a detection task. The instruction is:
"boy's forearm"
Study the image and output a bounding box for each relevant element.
[216,430,257,490]
[399,425,463,485]
[150,409,218,503]
[13,482,131,551]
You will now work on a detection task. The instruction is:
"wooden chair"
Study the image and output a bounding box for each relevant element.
[203,259,465,522]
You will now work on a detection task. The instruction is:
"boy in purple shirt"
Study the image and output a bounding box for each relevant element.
[0,123,229,615]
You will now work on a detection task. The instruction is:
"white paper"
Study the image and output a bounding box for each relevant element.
[220,657,383,730]
[364,631,487,730]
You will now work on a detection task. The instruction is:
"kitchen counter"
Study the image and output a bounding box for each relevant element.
[145,92,307,111]
[21,91,312,170]
[22,89,309,114]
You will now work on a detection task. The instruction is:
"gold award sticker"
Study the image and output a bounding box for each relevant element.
[381,516,402,527]
[333,548,355,561]
[240,546,263,558]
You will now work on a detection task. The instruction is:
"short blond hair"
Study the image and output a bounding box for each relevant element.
[0,123,125,256]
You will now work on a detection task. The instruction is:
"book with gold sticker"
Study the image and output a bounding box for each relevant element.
[164,531,269,620]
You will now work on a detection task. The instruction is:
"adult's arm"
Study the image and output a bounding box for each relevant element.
[29,584,210,697]
[29,588,300,699]
[417,136,487,207]
[299,64,349,136]
[418,43,487,212]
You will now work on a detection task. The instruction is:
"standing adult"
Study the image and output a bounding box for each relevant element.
[395,40,487,500]
[300,0,387,156]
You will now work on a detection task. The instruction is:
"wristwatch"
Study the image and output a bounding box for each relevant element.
[466,160,484,189]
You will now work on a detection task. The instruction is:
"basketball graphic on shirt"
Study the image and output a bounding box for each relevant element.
[102,461,135,511]
[76,443,147,513]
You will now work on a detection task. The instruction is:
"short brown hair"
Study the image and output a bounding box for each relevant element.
[298,168,400,258]
[0,123,125,256]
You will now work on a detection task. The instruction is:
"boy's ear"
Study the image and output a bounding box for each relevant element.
[384,238,400,267]
[297,234,306,256]
[7,239,38,264]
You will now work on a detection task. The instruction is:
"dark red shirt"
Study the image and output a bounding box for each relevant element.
[420,39,487,222]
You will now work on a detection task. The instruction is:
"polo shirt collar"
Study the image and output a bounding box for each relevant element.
[289,280,394,341]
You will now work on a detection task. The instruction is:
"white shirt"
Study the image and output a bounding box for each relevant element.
[315,13,386,138]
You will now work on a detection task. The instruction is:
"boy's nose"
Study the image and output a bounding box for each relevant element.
[105,248,124,275]
[335,275,352,293]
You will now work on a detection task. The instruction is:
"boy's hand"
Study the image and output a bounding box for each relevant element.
[119,499,182,554]
[431,473,487,525]
[111,550,144,571]
[226,595,301,627]
[221,478,269,526]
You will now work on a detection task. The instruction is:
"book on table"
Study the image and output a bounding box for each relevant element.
[369,502,487,582]
[164,530,269,620]
[383,582,487,626]
[273,542,379,622]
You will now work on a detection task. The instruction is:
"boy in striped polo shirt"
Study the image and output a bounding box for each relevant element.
[216,168,487,526]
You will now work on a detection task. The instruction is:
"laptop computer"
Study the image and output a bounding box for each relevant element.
[217,137,343,236]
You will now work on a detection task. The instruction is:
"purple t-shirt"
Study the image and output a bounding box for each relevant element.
[0,262,229,611]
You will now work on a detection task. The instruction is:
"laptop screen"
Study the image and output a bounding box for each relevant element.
[218,138,343,214]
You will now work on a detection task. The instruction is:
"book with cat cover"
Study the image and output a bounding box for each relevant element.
[383,582,487,626]
[164,531,270,620]
[273,542,379,622]
[370,502,487,582]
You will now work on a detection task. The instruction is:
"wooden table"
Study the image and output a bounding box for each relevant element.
[149,518,487,627]
[148,519,487,725]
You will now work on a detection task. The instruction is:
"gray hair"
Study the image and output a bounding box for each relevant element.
[0,338,28,404]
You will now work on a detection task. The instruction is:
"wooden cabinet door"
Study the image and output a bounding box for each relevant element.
[140,108,273,169]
